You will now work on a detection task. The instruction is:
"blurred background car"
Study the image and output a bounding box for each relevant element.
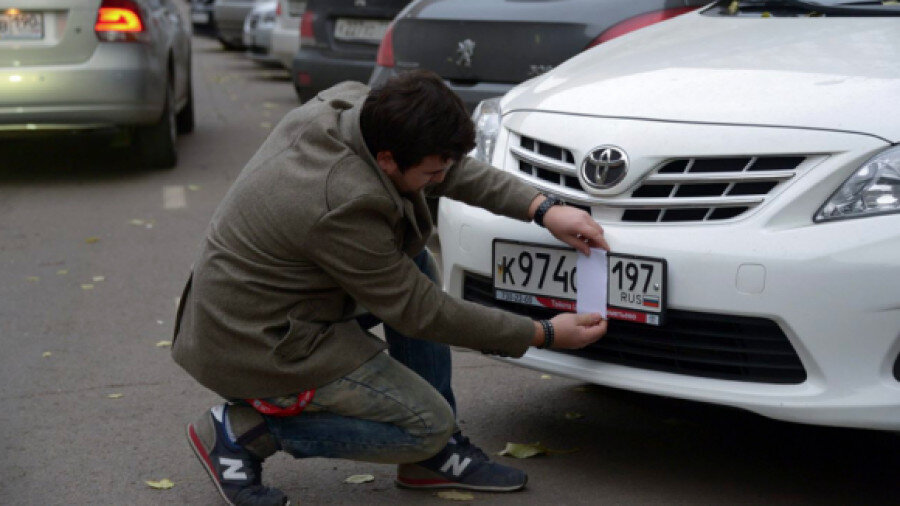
[0,0,193,168]
[439,1,900,430]
[369,0,707,112]
[242,0,280,65]
[190,0,216,35]
[291,0,411,102]
[214,0,263,49]
[271,0,305,69]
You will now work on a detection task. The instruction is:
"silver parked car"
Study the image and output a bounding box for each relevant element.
[0,0,193,168]
[242,0,280,65]
[214,0,263,49]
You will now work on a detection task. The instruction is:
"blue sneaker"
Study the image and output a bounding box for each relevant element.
[186,405,290,506]
[396,433,527,492]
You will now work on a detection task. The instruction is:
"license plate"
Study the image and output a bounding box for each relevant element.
[333,18,389,42]
[492,240,667,326]
[191,11,210,24]
[0,11,43,41]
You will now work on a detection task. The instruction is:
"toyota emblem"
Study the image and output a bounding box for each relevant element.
[580,145,628,190]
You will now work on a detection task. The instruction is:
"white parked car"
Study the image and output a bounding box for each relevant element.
[440,0,900,431]
[271,0,305,69]
[243,0,279,65]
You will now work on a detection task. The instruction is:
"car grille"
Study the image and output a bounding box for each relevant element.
[463,272,806,384]
[510,133,805,222]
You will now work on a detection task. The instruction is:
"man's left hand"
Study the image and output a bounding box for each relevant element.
[542,205,609,255]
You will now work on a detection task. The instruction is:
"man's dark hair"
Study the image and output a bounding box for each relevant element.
[361,70,475,171]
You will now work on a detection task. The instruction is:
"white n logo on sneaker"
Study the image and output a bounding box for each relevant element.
[219,457,248,480]
[440,454,472,477]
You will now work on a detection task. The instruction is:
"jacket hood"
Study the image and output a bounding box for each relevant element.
[502,12,900,142]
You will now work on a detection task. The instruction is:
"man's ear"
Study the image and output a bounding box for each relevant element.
[376,151,399,177]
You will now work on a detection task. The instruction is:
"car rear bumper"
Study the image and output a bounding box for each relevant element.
[271,24,299,69]
[368,65,513,112]
[291,48,375,95]
[0,44,164,129]
[437,195,900,430]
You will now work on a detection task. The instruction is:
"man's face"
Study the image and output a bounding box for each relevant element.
[377,153,453,194]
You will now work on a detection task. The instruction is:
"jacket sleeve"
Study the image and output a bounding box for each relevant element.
[427,156,541,221]
[304,194,534,357]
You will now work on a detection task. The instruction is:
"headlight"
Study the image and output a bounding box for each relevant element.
[472,97,501,164]
[815,145,900,222]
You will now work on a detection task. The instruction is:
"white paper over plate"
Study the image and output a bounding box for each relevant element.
[576,249,607,318]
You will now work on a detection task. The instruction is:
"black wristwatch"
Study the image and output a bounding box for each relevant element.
[534,195,564,228]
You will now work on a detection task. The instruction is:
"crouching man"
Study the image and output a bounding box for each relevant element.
[172,70,609,505]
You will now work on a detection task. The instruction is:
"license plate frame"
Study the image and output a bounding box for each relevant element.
[491,240,667,326]
[333,18,389,43]
[0,11,44,41]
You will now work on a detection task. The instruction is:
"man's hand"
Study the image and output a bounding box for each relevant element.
[532,313,607,349]
[529,195,609,255]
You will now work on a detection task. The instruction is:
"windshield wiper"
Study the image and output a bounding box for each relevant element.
[723,0,900,15]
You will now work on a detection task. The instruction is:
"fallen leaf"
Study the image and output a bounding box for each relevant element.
[260,122,272,129]
[57,269,68,275]
[437,490,475,501]
[81,284,95,290]
[129,219,145,226]
[156,320,165,325]
[572,386,589,392]
[107,393,123,399]
[92,275,105,282]
[497,442,548,459]
[85,236,100,244]
[42,351,52,358]
[727,0,739,15]
[343,474,374,484]
[540,374,552,380]
[761,11,772,17]
[263,102,277,109]
[565,412,584,420]
[187,184,201,191]
[145,478,175,490]
[156,340,173,348]
[26,276,39,282]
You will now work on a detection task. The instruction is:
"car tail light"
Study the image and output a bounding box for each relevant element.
[375,23,395,67]
[276,1,282,17]
[300,10,316,45]
[587,6,697,48]
[95,0,145,42]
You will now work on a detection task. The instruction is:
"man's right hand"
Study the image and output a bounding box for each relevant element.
[532,313,607,350]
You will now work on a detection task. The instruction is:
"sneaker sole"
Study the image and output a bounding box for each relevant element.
[187,422,240,506]
[394,476,527,492]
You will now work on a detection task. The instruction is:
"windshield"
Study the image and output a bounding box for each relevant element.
[709,0,900,16]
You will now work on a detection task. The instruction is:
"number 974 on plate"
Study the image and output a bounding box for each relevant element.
[491,240,667,326]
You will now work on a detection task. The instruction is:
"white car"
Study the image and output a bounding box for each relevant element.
[243,1,279,65]
[440,0,900,431]
[271,0,305,69]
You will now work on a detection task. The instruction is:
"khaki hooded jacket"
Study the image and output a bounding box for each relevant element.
[172,82,540,399]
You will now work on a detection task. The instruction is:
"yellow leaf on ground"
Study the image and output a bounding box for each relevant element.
[145,478,175,490]
[26,276,39,282]
[263,102,277,109]
[57,269,68,275]
[81,284,95,290]
[572,386,588,392]
[540,374,552,380]
[497,442,548,459]
[188,184,201,191]
[343,474,374,484]
[92,276,105,282]
[260,122,272,129]
[107,393,123,399]
[565,412,584,420]
[42,351,52,358]
[761,11,771,17]
[728,0,739,14]
[129,219,145,226]
[85,237,100,244]
[437,490,475,501]
[156,340,173,348]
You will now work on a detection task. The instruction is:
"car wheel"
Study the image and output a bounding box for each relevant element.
[218,36,242,51]
[176,74,195,134]
[294,83,316,103]
[136,78,177,169]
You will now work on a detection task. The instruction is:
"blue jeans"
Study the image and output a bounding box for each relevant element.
[264,250,458,463]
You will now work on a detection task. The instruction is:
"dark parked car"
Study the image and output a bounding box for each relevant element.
[291,0,411,102]
[369,0,708,111]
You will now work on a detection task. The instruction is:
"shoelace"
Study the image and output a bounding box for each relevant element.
[453,434,489,462]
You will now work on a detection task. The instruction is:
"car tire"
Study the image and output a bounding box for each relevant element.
[294,83,317,103]
[176,74,195,135]
[136,78,178,169]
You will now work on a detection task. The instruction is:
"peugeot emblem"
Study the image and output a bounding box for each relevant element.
[455,39,475,68]
[580,145,628,190]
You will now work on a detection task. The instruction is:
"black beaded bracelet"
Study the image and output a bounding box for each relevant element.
[538,319,554,349]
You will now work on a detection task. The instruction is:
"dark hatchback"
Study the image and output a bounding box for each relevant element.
[369,0,709,111]
[291,0,411,102]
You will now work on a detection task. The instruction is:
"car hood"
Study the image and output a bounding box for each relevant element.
[502,11,900,142]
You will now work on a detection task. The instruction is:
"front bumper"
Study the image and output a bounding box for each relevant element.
[438,114,900,430]
[0,44,164,129]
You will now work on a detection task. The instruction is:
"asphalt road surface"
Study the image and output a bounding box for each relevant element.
[1,34,898,506]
